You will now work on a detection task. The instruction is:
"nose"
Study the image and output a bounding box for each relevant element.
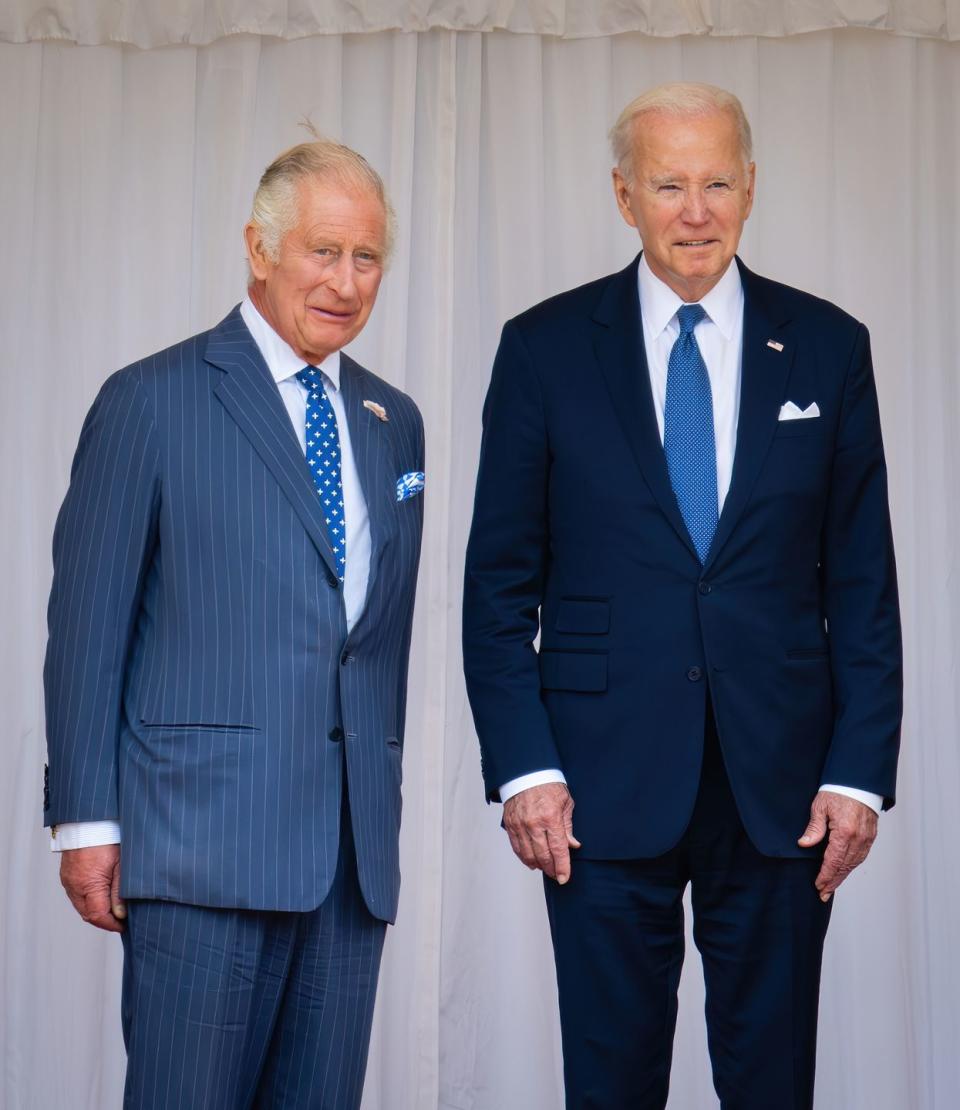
[682,186,710,225]
[325,253,358,299]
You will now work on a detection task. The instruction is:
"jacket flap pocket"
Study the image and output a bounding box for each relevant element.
[555,598,610,635]
[539,651,608,692]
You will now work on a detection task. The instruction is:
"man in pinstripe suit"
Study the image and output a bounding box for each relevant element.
[44,140,425,1108]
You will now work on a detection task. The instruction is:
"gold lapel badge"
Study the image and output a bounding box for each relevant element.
[766,340,784,352]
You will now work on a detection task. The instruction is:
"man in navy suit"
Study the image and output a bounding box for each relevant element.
[44,139,424,1108]
[463,83,901,1108]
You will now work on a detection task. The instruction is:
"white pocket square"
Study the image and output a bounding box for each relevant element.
[778,401,820,422]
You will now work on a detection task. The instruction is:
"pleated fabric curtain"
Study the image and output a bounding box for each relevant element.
[1,19,958,1110]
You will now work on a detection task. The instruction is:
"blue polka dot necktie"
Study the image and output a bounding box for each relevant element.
[296,366,346,582]
[663,304,718,564]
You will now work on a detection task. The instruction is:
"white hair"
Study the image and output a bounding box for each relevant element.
[610,82,753,184]
[249,136,396,267]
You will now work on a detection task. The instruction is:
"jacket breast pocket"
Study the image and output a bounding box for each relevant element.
[539,651,608,692]
[555,597,610,635]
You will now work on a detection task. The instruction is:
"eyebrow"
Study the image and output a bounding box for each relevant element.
[647,173,738,187]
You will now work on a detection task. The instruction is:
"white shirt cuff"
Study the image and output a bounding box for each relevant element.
[818,784,883,815]
[499,769,567,803]
[50,820,122,852]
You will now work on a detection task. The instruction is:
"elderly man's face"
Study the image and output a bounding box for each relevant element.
[613,108,755,302]
[246,177,387,364]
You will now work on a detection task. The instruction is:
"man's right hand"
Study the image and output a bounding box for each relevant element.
[503,783,581,884]
[59,844,126,933]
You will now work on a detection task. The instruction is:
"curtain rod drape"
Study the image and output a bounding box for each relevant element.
[3,1,958,47]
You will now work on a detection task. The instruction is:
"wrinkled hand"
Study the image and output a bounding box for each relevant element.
[60,844,126,932]
[798,791,878,902]
[503,783,581,884]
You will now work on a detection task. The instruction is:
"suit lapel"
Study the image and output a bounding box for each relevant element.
[206,307,341,583]
[591,257,700,561]
[703,259,794,571]
[339,353,396,619]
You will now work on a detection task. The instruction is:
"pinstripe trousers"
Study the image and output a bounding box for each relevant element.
[120,782,386,1110]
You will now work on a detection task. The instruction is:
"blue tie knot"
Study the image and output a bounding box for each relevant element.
[677,304,706,335]
[296,366,321,389]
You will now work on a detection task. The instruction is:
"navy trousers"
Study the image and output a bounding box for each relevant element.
[544,707,833,1110]
[120,787,385,1110]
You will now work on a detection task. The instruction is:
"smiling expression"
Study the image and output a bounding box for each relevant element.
[613,108,755,302]
[245,178,387,364]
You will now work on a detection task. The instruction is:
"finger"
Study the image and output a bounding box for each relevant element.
[529,829,558,878]
[513,825,542,870]
[816,835,857,899]
[110,858,127,921]
[798,810,828,847]
[557,808,581,848]
[83,883,125,933]
[506,827,537,869]
[546,827,572,885]
[818,836,873,898]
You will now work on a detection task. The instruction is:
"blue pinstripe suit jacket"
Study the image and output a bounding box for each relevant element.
[44,306,424,922]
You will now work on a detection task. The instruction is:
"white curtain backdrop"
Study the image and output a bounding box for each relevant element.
[2,19,958,1110]
[3,0,960,45]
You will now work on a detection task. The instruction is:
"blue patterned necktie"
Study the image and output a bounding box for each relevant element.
[663,303,718,564]
[296,366,346,581]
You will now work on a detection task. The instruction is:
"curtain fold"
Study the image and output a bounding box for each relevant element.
[3,23,959,1110]
[2,0,960,46]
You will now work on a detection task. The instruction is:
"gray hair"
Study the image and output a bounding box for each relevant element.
[610,82,753,184]
[249,137,397,265]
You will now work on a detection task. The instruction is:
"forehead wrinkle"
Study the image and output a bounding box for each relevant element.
[300,217,386,250]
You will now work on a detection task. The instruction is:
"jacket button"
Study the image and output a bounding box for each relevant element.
[687,666,703,682]
[341,652,353,666]
[698,581,712,595]
[326,573,338,589]
[328,726,344,742]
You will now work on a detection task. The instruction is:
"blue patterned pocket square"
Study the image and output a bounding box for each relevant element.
[396,471,425,502]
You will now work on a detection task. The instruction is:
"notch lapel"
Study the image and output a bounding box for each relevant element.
[206,307,341,584]
[591,257,700,562]
[703,260,794,571]
[338,354,395,620]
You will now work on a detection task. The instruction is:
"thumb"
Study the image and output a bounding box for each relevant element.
[798,809,827,847]
[111,856,127,920]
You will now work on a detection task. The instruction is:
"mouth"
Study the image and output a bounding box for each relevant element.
[308,306,356,321]
[675,239,716,248]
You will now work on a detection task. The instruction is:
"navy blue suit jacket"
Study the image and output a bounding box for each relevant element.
[44,307,424,922]
[463,255,901,859]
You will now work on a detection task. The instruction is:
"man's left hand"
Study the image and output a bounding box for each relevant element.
[798,791,878,902]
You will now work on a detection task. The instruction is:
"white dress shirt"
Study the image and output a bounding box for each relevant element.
[51,296,371,850]
[499,257,882,815]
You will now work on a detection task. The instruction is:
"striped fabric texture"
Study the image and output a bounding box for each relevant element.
[44,306,425,923]
[120,790,386,1110]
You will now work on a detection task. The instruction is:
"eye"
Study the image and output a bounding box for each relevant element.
[314,247,336,257]
[354,251,383,270]
[707,181,732,191]
[658,184,681,193]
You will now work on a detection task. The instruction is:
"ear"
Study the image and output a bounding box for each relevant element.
[244,222,273,281]
[612,168,638,230]
[743,162,757,220]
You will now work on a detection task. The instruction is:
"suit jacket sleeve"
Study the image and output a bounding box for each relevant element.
[819,324,902,806]
[395,403,425,746]
[44,370,161,826]
[462,320,562,800]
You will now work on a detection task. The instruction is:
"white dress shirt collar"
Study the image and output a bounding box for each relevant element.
[240,295,341,391]
[637,253,742,341]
